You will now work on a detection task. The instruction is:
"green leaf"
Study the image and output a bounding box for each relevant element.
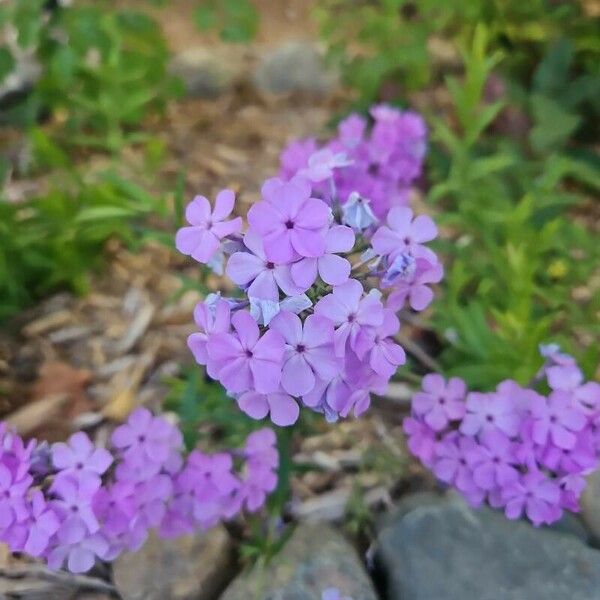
[193,6,217,31]
[0,47,15,83]
[529,94,580,154]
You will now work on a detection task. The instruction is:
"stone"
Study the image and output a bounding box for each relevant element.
[169,47,245,98]
[581,469,600,542]
[220,523,377,600]
[376,493,600,600]
[113,526,234,600]
[253,42,337,95]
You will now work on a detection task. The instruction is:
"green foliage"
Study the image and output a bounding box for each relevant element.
[0,155,168,320]
[427,27,600,388]
[0,0,179,151]
[315,0,598,113]
[194,0,258,43]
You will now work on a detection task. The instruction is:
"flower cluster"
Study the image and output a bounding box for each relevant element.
[404,346,600,526]
[0,409,278,573]
[177,105,441,426]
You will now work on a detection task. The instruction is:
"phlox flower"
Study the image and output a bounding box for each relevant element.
[300,148,353,183]
[187,297,231,371]
[460,391,519,438]
[237,391,300,426]
[175,190,242,264]
[411,374,466,431]
[270,312,339,396]
[338,113,366,149]
[248,177,330,263]
[207,310,285,394]
[22,491,60,557]
[51,431,112,485]
[226,231,306,300]
[341,192,377,231]
[465,430,519,490]
[0,463,31,530]
[279,138,317,180]
[529,390,586,450]
[502,470,560,526]
[314,278,384,356]
[354,309,405,379]
[291,225,355,288]
[50,475,101,534]
[403,416,436,467]
[371,207,437,263]
[386,258,443,312]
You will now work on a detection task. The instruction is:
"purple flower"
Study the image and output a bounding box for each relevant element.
[237,391,299,426]
[465,430,519,490]
[314,279,384,356]
[279,138,317,180]
[530,390,586,450]
[0,463,31,530]
[322,587,353,600]
[460,391,519,438]
[354,309,405,378]
[386,258,443,312]
[207,310,285,394]
[547,364,583,391]
[300,149,353,183]
[338,114,366,149]
[270,312,339,396]
[23,491,60,557]
[341,192,378,231]
[248,177,330,263]
[187,297,231,372]
[403,417,436,467]
[433,434,482,500]
[291,225,355,288]
[52,432,112,484]
[50,475,101,533]
[176,190,242,264]
[112,408,183,477]
[412,374,466,431]
[502,471,560,526]
[372,207,437,263]
[46,518,108,573]
[226,231,306,300]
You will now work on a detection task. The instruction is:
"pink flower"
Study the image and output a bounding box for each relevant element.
[354,309,405,379]
[175,190,242,264]
[465,430,519,490]
[207,310,284,394]
[300,149,353,182]
[387,258,443,312]
[314,279,384,356]
[187,297,231,374]
[248,178,330,263]
[226,232,305,300]
[270,312,339,396]
[530,390,586,450]
[460,391,519,438]
[52,432,112,485]
[371,207,437,262]
[290,225,355,288]
[432,434,481,499]
[403,417,436,467]
[237,391,300,426]
[502,470,560,526]
[412,374,466,431]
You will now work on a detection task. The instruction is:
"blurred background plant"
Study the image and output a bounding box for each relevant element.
[0,0,179,320]
[314,1,600,389]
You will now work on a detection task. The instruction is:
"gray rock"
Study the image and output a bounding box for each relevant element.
[253,42,337,95]
[169,47,245,98]
[220,523,377,600]
[581,469,600,542]
[376,493,600,600]
[113,526,234,600]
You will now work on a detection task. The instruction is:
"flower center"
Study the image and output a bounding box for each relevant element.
[138,435,146,443]
[486,415,494,423]
[296,344,306,353]
[285,220,295,230]
[266,261,275,270]
[245,349,254,358]
[347,313,356,323]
